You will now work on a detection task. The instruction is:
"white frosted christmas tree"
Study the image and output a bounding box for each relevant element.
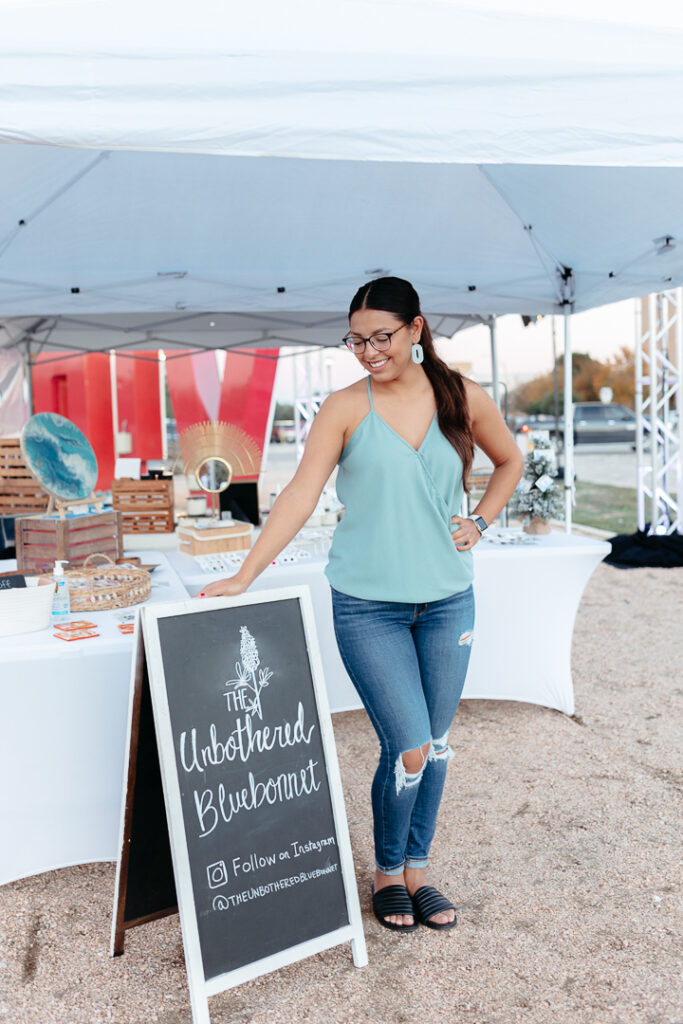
[508,436,564,527]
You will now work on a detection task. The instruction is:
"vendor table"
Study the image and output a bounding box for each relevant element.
[166,528,611,717]
[1,530,609,886]
[0,551,189,886]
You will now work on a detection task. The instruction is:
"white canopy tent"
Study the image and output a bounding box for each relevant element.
[1,0,683,531]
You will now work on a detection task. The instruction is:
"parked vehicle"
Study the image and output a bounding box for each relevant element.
[511,405,638,446]
[270,419,297,443]
[570,403,637,444]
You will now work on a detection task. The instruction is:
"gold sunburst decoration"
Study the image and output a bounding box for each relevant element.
[179,421,262,491]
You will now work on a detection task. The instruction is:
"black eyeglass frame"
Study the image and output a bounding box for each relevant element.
[342,323,409,353]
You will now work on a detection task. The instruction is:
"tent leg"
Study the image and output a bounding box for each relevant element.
[110,350,119,457]
[563,313,573,534]
[488,315,507,526]
[24,340,34,417]
[489,315,500,409]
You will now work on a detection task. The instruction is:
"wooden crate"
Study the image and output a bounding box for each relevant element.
[112,477,175,533]
[0,438,50,517]
[177,522,252,556]
[15,510,123,573]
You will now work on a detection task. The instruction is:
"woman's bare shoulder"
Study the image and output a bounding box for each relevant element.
[321,378,370,440]
[461,376,487,411]
[324,378,369,414]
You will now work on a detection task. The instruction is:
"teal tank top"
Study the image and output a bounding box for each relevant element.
[325,377,474,603]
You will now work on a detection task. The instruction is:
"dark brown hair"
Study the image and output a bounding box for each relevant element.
[349,276,474,487]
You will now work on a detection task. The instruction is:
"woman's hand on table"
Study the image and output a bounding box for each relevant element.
[194,576,249,599]
[450,515,482,551]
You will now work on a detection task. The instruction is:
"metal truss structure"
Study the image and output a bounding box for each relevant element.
[636,289,683,534]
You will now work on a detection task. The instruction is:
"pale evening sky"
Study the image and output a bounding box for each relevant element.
[272,298,638,402]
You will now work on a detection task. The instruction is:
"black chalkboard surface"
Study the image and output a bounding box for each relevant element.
[113,586,366,1024]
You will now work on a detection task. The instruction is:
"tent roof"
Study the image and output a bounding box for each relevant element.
[0,310,490,357]
[3,1,683,166]
[0,1,682,349]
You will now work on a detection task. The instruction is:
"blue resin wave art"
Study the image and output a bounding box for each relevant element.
[21,413,98,500]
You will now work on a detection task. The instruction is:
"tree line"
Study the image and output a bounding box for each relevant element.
[510,347,635,414]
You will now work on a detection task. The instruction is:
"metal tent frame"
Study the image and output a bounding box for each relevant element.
[636,288,683,534]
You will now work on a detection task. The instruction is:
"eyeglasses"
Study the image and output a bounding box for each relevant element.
[342,324,408,354]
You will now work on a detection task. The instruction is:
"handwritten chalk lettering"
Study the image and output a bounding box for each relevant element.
[224,688,250,713]
[291,836,337,858]
[179,702,315,775]
[232,852,277,874]
[194,758,322,837]
[211,864,340,911]
[230,835,336,875]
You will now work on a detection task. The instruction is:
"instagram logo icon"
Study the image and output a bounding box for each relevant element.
[206,860,229,889]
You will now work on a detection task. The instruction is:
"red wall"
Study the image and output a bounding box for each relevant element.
[32,353,115,490]
[115,353,163,461]
[166,349,278,477]
[31,348,277,492]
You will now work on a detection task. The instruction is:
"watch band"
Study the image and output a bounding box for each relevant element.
[467,514,488,534]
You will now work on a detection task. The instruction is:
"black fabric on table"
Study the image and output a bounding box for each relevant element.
[604,530,683,569]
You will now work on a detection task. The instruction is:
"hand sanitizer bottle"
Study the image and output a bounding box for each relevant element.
[52,560,70,621]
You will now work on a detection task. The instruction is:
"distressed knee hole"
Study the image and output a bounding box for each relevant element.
[459,630,474,647]
[428,729,455,765]
[395,741,430,794]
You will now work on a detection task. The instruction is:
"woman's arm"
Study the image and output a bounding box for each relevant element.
[197,392,348,597]
[450,381,525,550]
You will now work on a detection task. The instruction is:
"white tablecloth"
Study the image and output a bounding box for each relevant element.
[167,529,611,717]
[1,531,609,886]
[0,552,189,886]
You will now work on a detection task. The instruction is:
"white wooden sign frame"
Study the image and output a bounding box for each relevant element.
[133,586,367,1024]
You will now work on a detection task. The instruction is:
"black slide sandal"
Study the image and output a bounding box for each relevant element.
[411,885,457,930]
[371,884,419,933]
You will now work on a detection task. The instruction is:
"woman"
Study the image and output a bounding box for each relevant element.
[199,277,524,933]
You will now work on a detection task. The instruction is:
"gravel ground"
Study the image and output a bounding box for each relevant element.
[1,563,681,1024]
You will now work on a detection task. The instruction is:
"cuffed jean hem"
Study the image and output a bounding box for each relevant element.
[404,857,429,870]
[375,861,406,876]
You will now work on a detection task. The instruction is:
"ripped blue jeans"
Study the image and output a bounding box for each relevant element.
[331,585,474,876]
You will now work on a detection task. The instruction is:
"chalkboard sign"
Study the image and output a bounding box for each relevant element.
[0,573,26,589]
[112,587,366,1024]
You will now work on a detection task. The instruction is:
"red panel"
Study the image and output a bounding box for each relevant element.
[32,353,114,490]
[84,354,115,488]
[165,351,210,433]
[115,352,162,464]
[150,348,279,480]
[218,348,279,459]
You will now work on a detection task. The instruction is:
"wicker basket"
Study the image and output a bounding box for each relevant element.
[40,553,152,612]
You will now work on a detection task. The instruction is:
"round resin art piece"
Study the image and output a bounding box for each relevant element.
[21,413,98,500]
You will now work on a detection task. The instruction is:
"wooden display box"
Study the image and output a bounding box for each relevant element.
[0,438,50,517]
[15,510,123,573]
[177,522,252,556]
[112,477,175,533]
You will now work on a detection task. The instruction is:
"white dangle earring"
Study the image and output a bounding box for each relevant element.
[411,340,424,364]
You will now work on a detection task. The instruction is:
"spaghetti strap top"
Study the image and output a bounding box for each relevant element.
[325,377,473,602]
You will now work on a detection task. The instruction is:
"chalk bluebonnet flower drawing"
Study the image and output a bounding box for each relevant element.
[226,626,273,719]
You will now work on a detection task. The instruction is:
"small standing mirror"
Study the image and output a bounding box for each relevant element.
[196,456,232,494]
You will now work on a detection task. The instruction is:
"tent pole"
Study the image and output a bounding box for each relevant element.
[158,350,168,462]
[488,315,507,526]
[24,339,34,417]
[563,312,573,533]
[648,293,659,531]
[634,297,646,531]
[489,315,500,409]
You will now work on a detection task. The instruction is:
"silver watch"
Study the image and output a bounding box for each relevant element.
[467,514,488,535]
